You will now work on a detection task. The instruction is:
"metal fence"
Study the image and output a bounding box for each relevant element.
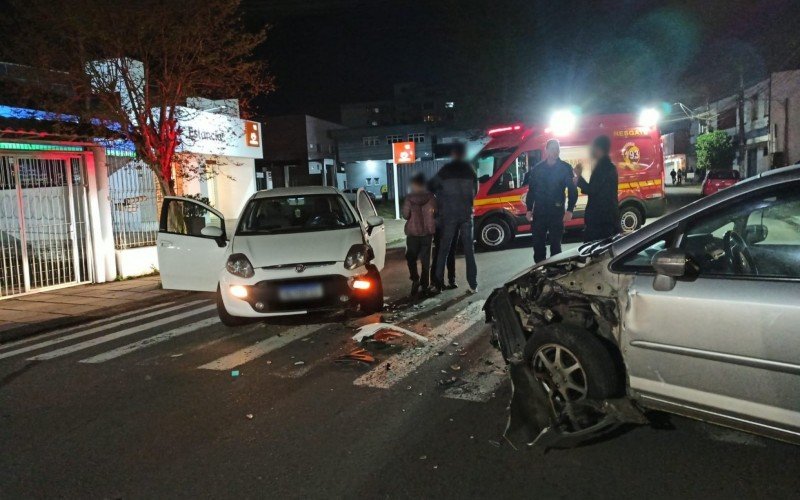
[107,156,162,249]
[0,155,92,297]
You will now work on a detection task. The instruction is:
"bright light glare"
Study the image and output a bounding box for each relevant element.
[549,110,577,136]
[639,107,660,128]
[230,285,248,298]
[352,279,371,290]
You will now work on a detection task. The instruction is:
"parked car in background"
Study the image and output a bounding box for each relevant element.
[156,187,387,326]
[701,169,741,196]
[342,188,377,204]
[486,164,800,447]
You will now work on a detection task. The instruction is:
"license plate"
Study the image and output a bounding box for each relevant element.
[277,283,324,302]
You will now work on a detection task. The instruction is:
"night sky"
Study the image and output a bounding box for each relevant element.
[246,0,800,127]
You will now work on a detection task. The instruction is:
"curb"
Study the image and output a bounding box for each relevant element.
[0,291,199,344]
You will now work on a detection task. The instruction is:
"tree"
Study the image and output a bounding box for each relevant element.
[695,130,736,171]
[1,0,273,195]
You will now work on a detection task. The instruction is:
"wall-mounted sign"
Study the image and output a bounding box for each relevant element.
[245,121,261,147]
[392,141,415,164]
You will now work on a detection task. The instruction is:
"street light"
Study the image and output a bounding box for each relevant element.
[549,109,577,136]
[639,107,661,128]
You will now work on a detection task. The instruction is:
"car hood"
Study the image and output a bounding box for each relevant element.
[504,238,616,284]
[232,227,364,268]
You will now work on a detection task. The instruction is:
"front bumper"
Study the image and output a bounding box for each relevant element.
[219,265,373,317]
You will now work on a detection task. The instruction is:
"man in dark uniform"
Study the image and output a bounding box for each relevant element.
[574,135,620,242]
[525,139,578,263]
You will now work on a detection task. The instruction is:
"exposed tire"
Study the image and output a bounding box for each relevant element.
[523,325,622,404]
[360,266,384,314]
[619,204,644,233]
[216,286,250,327]
[478,217,512,250]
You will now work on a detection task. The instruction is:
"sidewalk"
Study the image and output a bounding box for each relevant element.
[0,275,192,343]
[384,218,406,249]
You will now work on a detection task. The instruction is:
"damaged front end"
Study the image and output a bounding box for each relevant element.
[485,242,647,448]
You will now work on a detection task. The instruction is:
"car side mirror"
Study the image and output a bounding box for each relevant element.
[201,226,224,238]
[651,248,697,292]
[744,224,768,245]
[365,215,384,235]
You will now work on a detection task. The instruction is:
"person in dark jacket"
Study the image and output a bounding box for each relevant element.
[526,139,578,263]
[574,135,620,242]
[431,225,458,289]
[402,172,437,296]
[428,143,478,293]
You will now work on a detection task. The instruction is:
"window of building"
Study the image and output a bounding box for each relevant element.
[717,108,736,130]
[445,102,455,109]
[386,134,403,144]
[750,97,758,122]
[763,146,769,156]
[362,136,380,146]
[408,133,425,143]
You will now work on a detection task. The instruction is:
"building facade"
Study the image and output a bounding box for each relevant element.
[690,70,800,177]
[255,114,344,189]
[340,82,456,128]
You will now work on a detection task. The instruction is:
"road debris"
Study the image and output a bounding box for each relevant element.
[245,413,254,420]
[352,323,428,343]
[334,347,375,365]
[231,370,240,378]
[293,361,305,366]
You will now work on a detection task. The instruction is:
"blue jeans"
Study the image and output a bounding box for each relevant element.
[434,220,477,289]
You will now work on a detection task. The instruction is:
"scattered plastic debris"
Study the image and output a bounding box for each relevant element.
[419,455,427,460]
[352,323,428,343]
[231,370,240,378]
[450,364,461,371]
[334,347,375,365]
[170,353,183,358]
[245,413,254,420]
[488,440,501,448]
[293,361,305,366]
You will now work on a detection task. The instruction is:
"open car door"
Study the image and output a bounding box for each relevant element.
[355,188,386,270]
[157,196,228,291]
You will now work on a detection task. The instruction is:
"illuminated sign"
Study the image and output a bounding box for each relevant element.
[392,142,415,164]
[613,128,649,138]
[245,121,261,147]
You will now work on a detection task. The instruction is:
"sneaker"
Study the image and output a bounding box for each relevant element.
[443,282,458,290]
[466,286,478,295]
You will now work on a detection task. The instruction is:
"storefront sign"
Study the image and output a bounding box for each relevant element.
[392,142,415,164]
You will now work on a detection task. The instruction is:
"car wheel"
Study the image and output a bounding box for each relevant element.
[360,266,384,314]
[619,205,643,232]
[523,325,621,430]
[216,286,250,327]
[478,217,512,250]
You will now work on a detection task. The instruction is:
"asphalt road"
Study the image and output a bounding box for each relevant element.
[1,186,798,499]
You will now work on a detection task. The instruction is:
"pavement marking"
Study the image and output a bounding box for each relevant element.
[0,300,209,360]
[443,347,506,403]
[197,323,328,371]
[78,317,220,364]
[0,302,175,352]
[353,300,486,389]
[27,304,216,361]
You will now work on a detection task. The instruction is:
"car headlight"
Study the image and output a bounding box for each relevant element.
[226,253,255,278]
[344,244,368,270]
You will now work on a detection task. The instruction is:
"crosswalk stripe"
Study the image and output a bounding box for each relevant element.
[0,300,209,360]
[27,304,216,361]
[353,300,486,389]
[0,302,175,352]
[197,323,327,371]
[78,317,220,364]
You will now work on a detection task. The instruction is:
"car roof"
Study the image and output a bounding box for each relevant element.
[611,164,800,256]
[252,186,341,199]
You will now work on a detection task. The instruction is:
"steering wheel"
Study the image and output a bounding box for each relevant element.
[723,230,758,275]
[306,213,343,227]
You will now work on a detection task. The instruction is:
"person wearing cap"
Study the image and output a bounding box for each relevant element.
[574,135,621,242]
[525,138,578,263]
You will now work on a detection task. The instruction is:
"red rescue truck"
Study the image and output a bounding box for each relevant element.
[472,113,666,249]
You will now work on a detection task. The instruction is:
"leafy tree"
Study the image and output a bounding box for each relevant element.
[695,130,736,171]
[1,0,273,195]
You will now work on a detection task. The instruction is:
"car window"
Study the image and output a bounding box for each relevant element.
[356,190,378,219]
[614,231,676,272]
[487,150,540,194]
[237,195,357,235]
[681,185,800,279]
[161,199,223,238]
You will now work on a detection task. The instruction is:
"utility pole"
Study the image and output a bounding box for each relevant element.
[737,71,747,173]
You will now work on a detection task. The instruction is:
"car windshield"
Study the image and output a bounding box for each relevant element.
[237,194,358,235]
[473,147,514,180]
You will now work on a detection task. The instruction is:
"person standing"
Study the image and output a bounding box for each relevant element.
[670,168,677,185]
[380,183,389,204]
[525,139,578,263]
[431,225,458,289]
[429,143,478,293]
[574,135,620,242]
[402,173,437,297]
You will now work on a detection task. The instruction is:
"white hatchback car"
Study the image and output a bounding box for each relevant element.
[156,187,386,326]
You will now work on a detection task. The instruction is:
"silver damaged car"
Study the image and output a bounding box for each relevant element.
[485,165,800,448]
